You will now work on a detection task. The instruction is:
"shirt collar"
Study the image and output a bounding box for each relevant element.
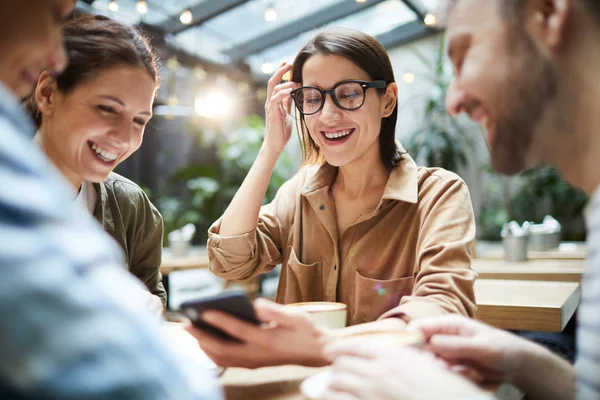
[302,150,419,205]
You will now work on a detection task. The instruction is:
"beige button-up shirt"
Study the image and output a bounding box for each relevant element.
[208,155,477,325]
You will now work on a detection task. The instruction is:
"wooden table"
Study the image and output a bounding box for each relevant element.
[161,246,210,275]
[472,259,586,282]
[475,279,580,332]
[161,246,261,299]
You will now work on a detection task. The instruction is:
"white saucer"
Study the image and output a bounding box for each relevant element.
[300,370,331,400]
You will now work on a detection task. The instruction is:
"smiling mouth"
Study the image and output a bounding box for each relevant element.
[321,128,355,142]
[87,141,119,163]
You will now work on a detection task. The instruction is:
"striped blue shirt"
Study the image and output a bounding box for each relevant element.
[576,188,600,399]
[0,83,222,399]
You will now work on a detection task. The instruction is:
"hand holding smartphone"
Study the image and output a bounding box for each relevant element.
[180,291,261,342]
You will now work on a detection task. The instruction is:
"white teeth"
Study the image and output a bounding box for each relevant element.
[324,129,351,139]
[91,143,118,162]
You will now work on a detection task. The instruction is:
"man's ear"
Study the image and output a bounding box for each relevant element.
[35,71,59,117]
[525,0,571,53]
[381,82,398,118]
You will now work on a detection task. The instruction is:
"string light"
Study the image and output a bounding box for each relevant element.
[261,63,274,74]
[136,0,148,15]
[264,4,277,22]
[180,9,193,25]
[238,81,250,94]
[256,88,267,102]
[108,0,119,12]
[166,57,180,70]
[195,90,236,120]
[403,72,415,84]
[424,13,437,26]
[167,95,178,107]
[194,66,206,80]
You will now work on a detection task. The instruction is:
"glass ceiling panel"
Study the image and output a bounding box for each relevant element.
[246,0,416,76]
[90,0,209,26]
[170,0,344,65]
[199,0,345,48]
[83,0,428,73]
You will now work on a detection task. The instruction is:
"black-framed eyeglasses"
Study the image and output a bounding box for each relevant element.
[290,80,387,116]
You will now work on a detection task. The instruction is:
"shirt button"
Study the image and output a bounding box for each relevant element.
[319,205,325,210]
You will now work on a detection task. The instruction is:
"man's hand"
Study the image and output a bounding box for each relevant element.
[185,298,330,369]
[333,317,407,339]
[408,315,535,384]
[323,337,486,400]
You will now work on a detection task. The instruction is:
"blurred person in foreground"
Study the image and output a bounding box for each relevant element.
[0,2,220,399]
[322,0,600,399]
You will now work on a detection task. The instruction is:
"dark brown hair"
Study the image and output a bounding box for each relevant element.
[291,27,403,168]
[26,14,159,126]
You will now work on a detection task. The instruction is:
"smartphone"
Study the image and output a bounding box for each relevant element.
[179,291,261,342]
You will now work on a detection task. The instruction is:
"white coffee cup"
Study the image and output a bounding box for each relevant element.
[285,301,347,329]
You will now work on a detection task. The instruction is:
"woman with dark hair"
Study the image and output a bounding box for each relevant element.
[26,15,166,313]
[193,28,476,367]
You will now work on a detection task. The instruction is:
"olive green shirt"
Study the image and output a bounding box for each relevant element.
[92,173,167,305]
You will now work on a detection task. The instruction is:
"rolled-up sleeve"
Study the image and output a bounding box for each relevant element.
[207,177,298,281]
[381,178,477,321]
[129,188,167,306]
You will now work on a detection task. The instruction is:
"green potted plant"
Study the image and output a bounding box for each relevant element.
[159,114,296,244]
[404,35,477,173]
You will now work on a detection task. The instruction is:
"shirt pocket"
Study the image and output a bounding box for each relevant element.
[280,247,323,303]
[351,270,414,325]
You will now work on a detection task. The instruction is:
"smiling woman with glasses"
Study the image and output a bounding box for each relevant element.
[196,27,477,369]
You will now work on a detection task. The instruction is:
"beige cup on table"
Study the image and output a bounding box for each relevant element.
[285,302,348,329]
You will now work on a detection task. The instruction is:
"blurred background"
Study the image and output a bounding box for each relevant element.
[74,0,587,306]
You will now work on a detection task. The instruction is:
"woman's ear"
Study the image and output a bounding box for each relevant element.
[381,82,398,118]
[35,71,58,117]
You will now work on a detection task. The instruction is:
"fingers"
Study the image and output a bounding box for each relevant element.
[267,63,293,100]
[327,368,372,400]
[448,364,486,383]
[428,334,489,362]
[184,324,242,367]
[202,310,263,342]
[407,315,483,341]
[254,298,313,329]
[268,87,295,110]
[325,338,385,362]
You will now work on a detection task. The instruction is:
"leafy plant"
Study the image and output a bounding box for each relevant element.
[405,35,476,172]
[478,166,588,241]
[157,115,296,245]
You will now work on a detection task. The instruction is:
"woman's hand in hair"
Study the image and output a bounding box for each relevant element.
[263,62,300,155]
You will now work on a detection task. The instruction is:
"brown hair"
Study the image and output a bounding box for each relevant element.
[291,27,403,168]
[25,14,159,126]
